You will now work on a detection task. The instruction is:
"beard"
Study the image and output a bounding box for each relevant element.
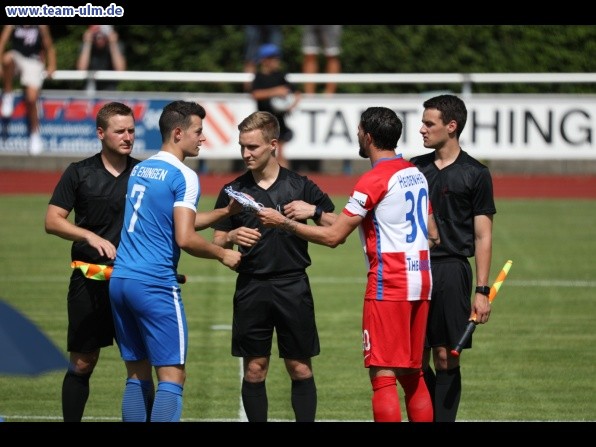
[358,141,368,159]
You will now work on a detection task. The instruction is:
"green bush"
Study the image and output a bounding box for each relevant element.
[45,25,596,94]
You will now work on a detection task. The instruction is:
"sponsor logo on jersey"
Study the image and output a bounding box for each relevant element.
[352,190,367,207]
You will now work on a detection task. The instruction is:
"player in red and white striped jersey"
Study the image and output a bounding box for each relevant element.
[258,107,439,422]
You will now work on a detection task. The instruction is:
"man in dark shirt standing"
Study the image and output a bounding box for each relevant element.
[44,102,141,422]
[211,111,335,422]
[250,43,300,169]
[410,94,496,422]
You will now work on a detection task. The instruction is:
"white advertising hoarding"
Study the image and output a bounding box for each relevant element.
[281,94,596,160]
[1,92,595,160]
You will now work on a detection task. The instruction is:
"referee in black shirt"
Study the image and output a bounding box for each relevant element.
[44,102,142,422]
[411,94,496,422]
[212,111,336,422]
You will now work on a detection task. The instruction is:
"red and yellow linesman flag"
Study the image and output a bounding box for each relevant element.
[71,261,113,281]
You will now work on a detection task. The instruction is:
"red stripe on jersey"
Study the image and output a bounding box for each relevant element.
[419,249,432,300]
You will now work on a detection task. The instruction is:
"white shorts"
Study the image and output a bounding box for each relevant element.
[9,50,45,89]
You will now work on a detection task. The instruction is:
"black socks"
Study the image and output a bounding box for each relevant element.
[434,366,461,422]
[241,379,268,422]
[62,370,91,422]
[291,376,317,422]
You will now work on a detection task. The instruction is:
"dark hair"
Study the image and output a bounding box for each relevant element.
[359,107,402,150]
[423,94,467,138]
[159,100,206,143]
[238,111,280,142]
[96,101,134,129]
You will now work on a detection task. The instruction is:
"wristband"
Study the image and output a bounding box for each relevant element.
[475,285,491,296]
[312,206,323,221]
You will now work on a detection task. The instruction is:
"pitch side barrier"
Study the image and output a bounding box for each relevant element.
[1,71,595,160]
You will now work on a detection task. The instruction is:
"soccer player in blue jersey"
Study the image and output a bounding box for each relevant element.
[109,100,242,422]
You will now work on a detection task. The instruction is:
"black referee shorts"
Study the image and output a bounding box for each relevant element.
[66,269,115,353]
[232,271,320,359]
[426,257,473,350]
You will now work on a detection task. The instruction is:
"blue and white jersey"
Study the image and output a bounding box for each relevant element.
[112,151,200,285]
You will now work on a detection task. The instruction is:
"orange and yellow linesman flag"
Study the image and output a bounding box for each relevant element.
[450,259,513,357]
[71,261,113,281]
[487,259,513,303]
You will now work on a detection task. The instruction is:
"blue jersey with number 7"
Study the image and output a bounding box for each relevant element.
[112,151,200,285]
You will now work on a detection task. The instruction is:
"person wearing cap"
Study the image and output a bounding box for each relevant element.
[250,43,301,169]
[242,26,283,93]
[76,25,126,92]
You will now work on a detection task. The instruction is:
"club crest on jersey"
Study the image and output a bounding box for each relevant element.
[352,190,367,207]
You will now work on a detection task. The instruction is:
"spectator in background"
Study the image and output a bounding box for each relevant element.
[301,25,346,173]
[0,25,56,156]
[250,43,300,170]
[301,25,342,95]
[242,26,283,93]
[76,25,126,92]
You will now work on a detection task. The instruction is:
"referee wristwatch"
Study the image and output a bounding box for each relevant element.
[475,286,491,296]
[312,205,323,221]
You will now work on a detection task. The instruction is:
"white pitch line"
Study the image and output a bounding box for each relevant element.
[3,274,593,423]
[8,276,596,288]
[3,414,587,422]
[238,358,248,422]
[209,324,247,421]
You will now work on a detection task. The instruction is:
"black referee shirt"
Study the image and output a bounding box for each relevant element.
[48,153,140,265]
[212,168,335,276]
[410,150,496,259]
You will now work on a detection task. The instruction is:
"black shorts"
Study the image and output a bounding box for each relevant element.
[66,269,115,353]
[232,271,320,359]
[426,257,473,350]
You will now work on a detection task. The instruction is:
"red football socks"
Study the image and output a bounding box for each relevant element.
[371,375,401,422]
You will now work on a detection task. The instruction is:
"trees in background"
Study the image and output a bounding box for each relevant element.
[46,25,596,94]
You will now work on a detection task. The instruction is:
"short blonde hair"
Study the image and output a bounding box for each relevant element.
[238,111,280,142]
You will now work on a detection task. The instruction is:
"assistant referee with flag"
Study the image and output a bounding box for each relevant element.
[44,102,141,422]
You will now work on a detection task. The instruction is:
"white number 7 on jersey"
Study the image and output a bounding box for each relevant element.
[127,183,146,233]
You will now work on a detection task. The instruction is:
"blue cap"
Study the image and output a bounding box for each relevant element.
[257,43,281,60]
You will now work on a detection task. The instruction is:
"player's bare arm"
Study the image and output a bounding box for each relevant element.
[472,214,494,324]
[428,213,440,249]
[44,204,117,259]
[258,207,357,248]
[213,227,262,249]
[195,198,243,230]
[174,207,241,270]
[283,200,337,226]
